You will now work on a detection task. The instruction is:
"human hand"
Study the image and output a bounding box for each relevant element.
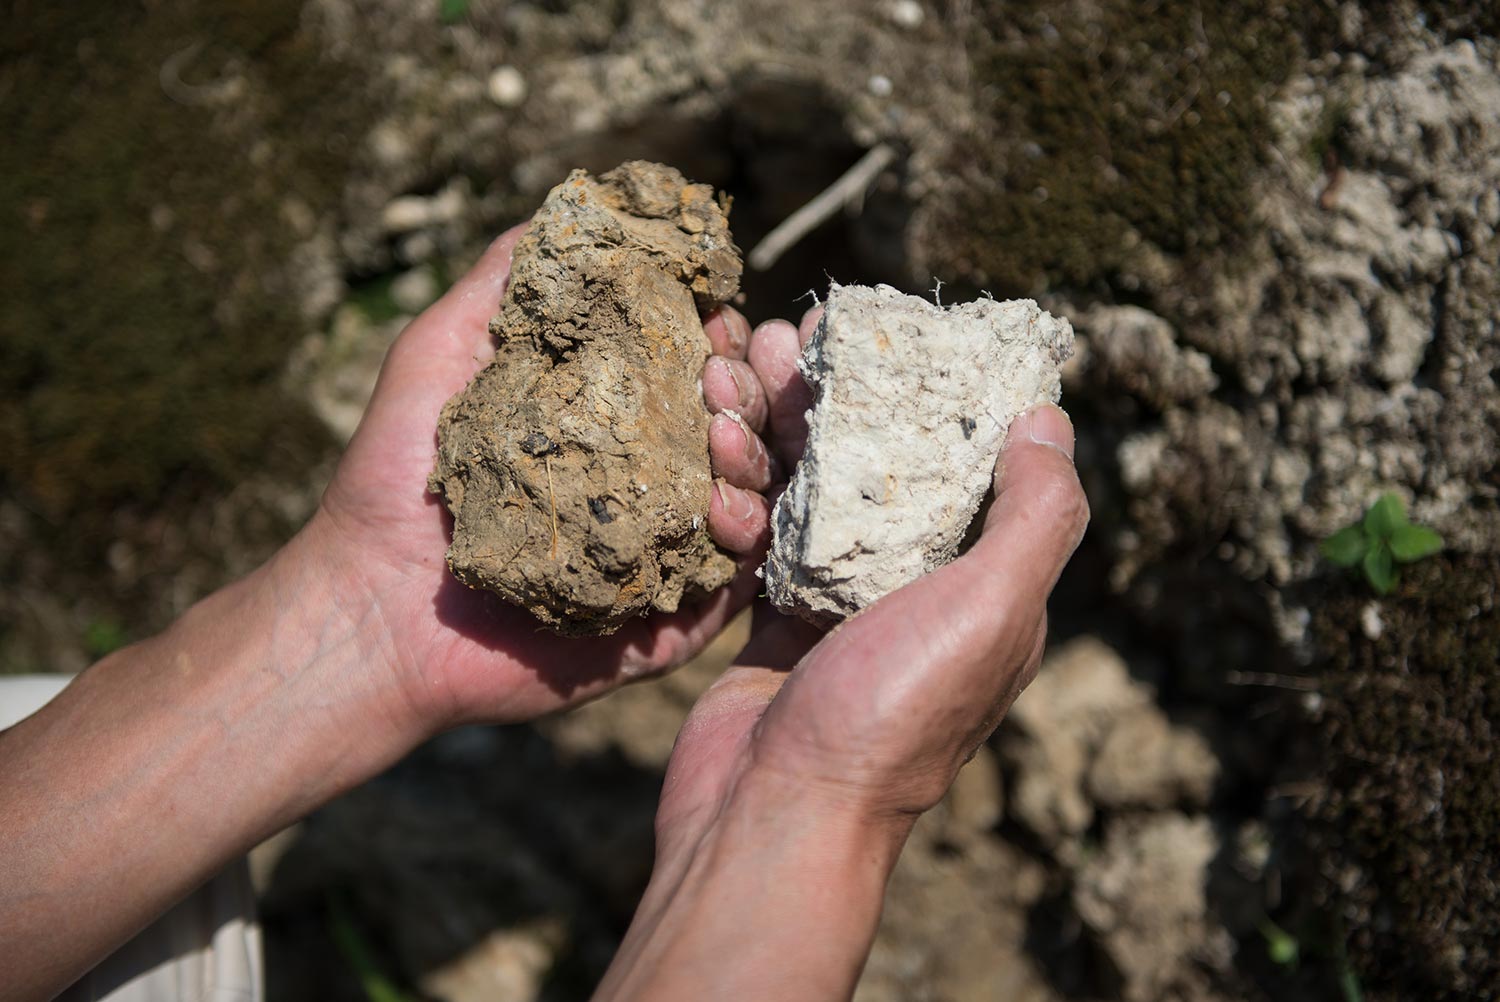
[0,221,825,1002]
[289,223,810,736]
[595,403,1088,1001]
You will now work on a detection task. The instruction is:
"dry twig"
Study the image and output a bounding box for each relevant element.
[748,144,897,271]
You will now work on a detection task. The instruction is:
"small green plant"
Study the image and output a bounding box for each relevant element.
[439,0,470,24]
[328,893,416,1002]
[1258,917,1300,968]
[1333,922,1365,1002]
[346,274,402,325]
[1321,493,1443,595]
[83,618,129,658]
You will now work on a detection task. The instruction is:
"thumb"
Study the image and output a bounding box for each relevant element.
[382,221,529,376]
[745,403,1088,814]
[972,403,1089,600]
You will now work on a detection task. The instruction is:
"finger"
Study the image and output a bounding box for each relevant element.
[738,603,825,670]
[681,663,789,741]
[708,411,776,492]
[660,661,793,829]
[902,403,1086,666]
[709,479,771,555]
[702,357,769,433]
[623,557,765,675]
[385,223,528,378]
[978,405,1086,582]
[881,405,1083,662]
[797,305,824,347]
[345,224,529,467]
[702,304,752,360]
[747,319,814,467]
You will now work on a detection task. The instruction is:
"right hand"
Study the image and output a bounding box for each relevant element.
[596,400,1089,1001]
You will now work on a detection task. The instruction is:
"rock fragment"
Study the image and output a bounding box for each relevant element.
[1001,637,1220,851]
[1073,813,1230,1002]
[429,161,740,636]
[764,282,1073,625]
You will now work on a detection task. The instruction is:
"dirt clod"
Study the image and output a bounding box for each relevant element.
[429,162,741,636]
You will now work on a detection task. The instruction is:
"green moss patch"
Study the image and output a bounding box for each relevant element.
[935,1,1337,295]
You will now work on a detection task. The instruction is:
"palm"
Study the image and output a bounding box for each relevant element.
[656,414,1086,844]
[658,589,1021,844]
[311,228,758,726]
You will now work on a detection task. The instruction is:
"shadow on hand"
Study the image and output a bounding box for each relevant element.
[428,569,640,699]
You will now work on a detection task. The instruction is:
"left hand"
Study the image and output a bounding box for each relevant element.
[294,223,813,733]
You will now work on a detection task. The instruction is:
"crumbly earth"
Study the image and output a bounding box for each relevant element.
[428,162,740,636]
[13,3,1500,1000]
[1303,553,1500,998]
[765,283,1072,625]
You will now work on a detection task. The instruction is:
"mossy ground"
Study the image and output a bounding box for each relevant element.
[0,2,380,668]
[933,1,1336,297]
[3,4,1497,998]
[0,2,343,518]
[1304,554,1500,999]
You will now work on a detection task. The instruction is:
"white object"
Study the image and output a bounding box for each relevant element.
[486,65,528,107]
[1,675,264,1002]
[764,283,1073,624]
[887,0,925,28]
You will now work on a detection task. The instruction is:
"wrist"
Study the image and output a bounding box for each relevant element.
[599,764,910,1001]
[134,514,433,830]
[0,526,426,1000]
[221,517,434,785]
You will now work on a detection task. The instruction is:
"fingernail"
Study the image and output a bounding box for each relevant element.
[1018,404,1075,459]
[723,409,759,462]
[716,479,754,519]
[705,356,732,400]
[725,359,752,407]
[719,307,749,355]
[798,305,824,347]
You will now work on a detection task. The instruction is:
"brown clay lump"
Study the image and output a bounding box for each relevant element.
[428,162,741,636]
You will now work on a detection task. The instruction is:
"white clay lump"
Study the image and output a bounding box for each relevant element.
[764,282,1074,625]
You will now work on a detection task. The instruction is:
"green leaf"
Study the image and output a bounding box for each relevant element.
[328,895,416,1002]
[1362,543,1397,595]
[1339,962,1365,1002]
[1320,525,1369,567]
[1389,523,1443,562]
[1363,492,1407,540]
[439,0,470,23]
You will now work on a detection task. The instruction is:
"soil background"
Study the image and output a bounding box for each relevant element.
[3,2,1496,1000]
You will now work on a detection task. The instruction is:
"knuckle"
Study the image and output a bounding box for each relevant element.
[1032,460,1090,543]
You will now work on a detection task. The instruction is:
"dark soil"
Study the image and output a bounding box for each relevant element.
[1303,554,1500,1000]
[0,1,348,518]
[931,1,1334,298]
[1,0,362,671]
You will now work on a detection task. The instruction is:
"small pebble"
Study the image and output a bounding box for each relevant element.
[486,65,527,108]
[382,196,434,232]
[887,0,924,28]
